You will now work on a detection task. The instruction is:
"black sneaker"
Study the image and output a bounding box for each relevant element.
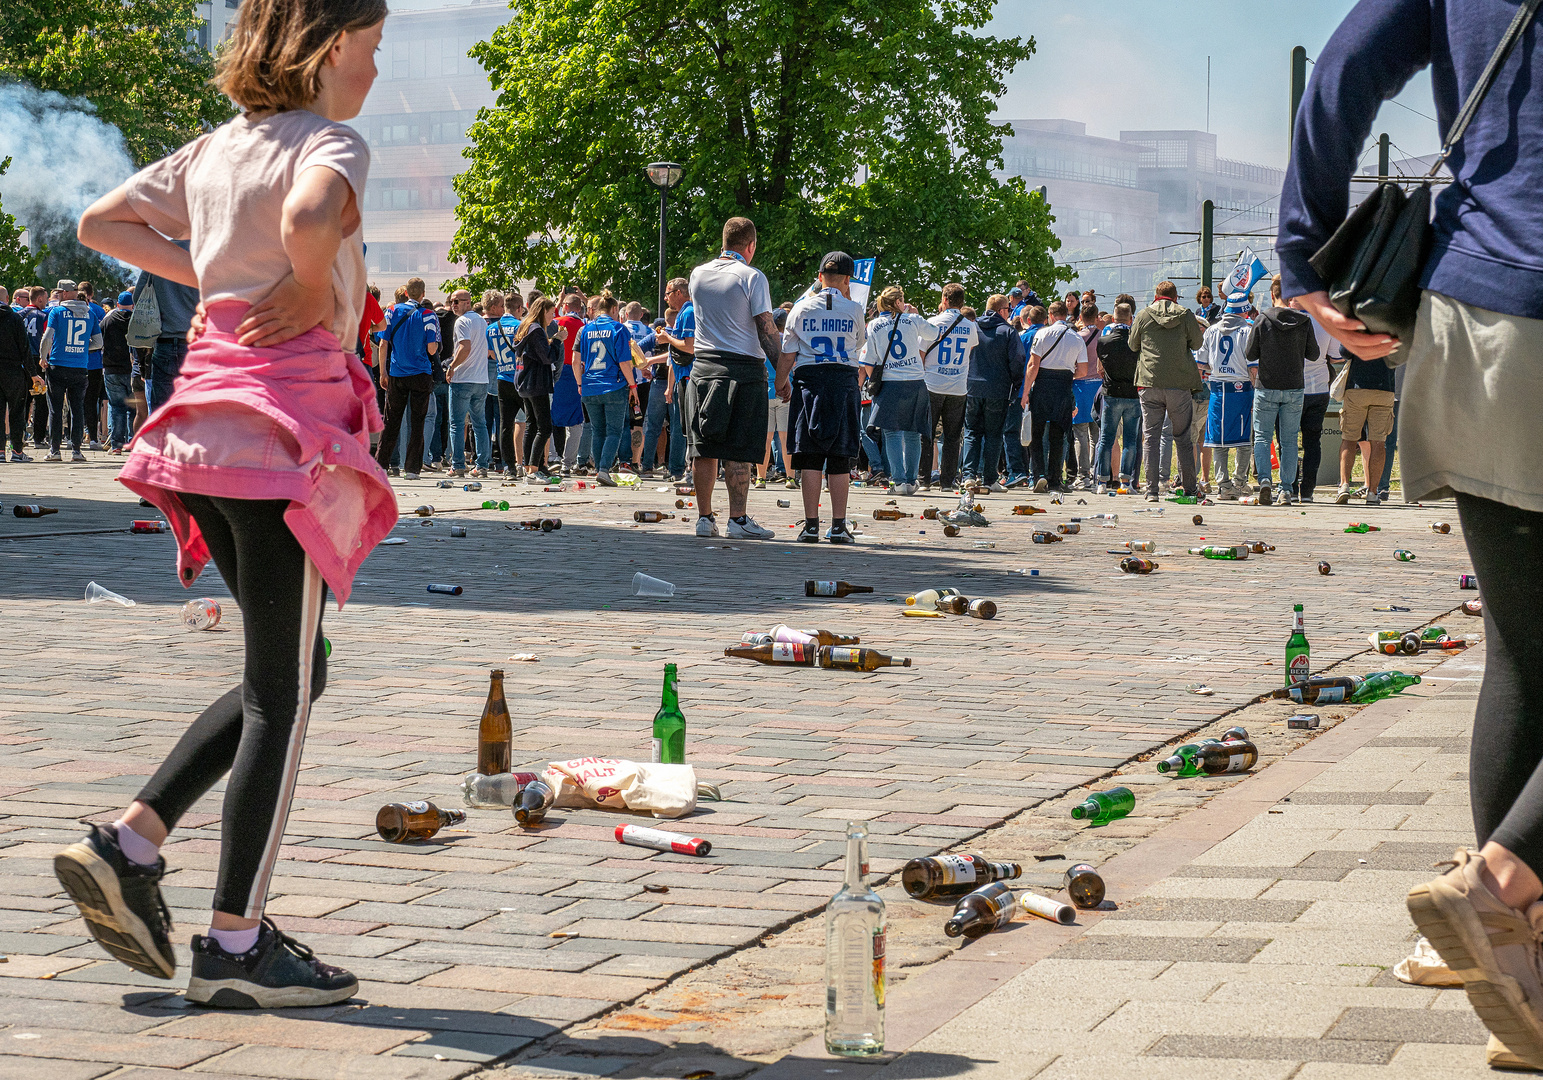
[826,519,855,545]
[797,519,820,543]
[185,917,357,1009]
[54,824,176,979]
[1258,485,1273,506]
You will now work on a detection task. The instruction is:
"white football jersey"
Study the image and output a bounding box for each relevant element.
[923,309,980,394]
[781,288,866,370]
[1199,313,1255,382]
[858,312,940,381]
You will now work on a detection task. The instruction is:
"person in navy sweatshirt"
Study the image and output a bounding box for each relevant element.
[1278,2,1543,1067]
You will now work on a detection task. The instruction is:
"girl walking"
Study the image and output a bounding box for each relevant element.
[54,0,395,1008]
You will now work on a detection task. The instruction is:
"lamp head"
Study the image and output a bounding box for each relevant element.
[646,162,684,190]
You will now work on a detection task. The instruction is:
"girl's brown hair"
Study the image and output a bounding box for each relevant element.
[216,0,388,113]
[516,297,558,343]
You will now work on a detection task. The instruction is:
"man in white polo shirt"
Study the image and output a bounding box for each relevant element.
[684,217,780,540]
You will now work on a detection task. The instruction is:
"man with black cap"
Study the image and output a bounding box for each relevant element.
[776,251,866,543]
[683,217,779,539]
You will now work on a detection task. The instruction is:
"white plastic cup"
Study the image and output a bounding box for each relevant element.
[633,572,675,598]
[84,581,135,607]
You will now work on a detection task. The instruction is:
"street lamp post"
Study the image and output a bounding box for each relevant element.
[645,162,684,319]
[1091,228,1125,294]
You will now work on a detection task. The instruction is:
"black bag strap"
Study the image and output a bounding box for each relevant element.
[881,315,904,367]
[922,313,965,359]
[1429,0,1543,177]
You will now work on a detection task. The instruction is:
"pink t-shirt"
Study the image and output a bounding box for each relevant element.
[123,109,369,347]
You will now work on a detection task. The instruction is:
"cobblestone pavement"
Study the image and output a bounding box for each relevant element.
[851,645,1493,1080]
[0,460,1476,1077]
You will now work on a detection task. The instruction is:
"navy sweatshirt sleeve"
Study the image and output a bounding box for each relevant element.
[1278,0,1543,320]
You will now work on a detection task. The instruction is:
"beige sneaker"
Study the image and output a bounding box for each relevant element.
[1489,1034,1543,1072]
[1407,849,1543,1067]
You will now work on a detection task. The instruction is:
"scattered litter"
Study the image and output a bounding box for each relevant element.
[1319,562,1332,575]
[1459,575,1479,590]
[1395,936,1463,986]
[427,584,463,595]
[1372,604,1411,612]
[1186,683,1214,695]
[617,823,711,856]
[1288,714,1320,730]
[449,525,466,537]
[550,930,579,938]
[508,653,540,662]
[683,1071,716,1079]
[634,573,676,598]
[1031,853,1064,862]
[643,883,670,894]
[181,598,221,631]
[381,537,408,546]
[84,581,134,607]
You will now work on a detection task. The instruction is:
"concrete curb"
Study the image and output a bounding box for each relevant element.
[752,646,1484,1080]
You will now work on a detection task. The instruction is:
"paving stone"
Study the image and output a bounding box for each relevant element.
[1281,791,1433,805]
[1053,936,1272,963]
[510,1055,636,1078]
[184,1044,473,1079]
[1323,1006,1489,1045]
[0,1056,116,1080]
[1105,898,1311,923]
[393,1029,535,1062]
[1147,1034,1398,1064]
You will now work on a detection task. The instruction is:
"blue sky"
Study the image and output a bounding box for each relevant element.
[981,1,1444,170]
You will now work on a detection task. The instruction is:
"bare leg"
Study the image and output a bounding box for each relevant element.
[1366,442,1387,491]
[120,801,168,845]
[801,470,822,519]
[1339,440,1358,486]
[725,461,751,517]
[828,470,851,520]
[693,457,718,518]
[759,433,773,480]
[1480,841,1543,910]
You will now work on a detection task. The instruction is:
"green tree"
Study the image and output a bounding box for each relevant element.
[2,0,233,167]
[449,0,1070,305]
[0,158,42,285]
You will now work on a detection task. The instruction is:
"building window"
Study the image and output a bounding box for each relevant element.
[384,34,480,80]
[363,176,460,212]
[367,241,462,276]
[353,110,477,148]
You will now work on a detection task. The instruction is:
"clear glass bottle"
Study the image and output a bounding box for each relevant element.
[825,820,885,1057]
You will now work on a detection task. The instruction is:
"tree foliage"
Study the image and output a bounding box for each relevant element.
[0,158,42,286]
[1,0,233,167]
[449,0,1071,306]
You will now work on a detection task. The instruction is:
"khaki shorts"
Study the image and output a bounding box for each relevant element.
[767,396,790,435]
[1341,387,1395,442]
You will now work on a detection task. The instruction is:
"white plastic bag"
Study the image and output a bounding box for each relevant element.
[1019,404,1034,446]
[541,757,698,818]
[1393,935,1462,987]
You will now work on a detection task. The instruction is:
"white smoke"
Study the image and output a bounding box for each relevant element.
[0,83,137,249]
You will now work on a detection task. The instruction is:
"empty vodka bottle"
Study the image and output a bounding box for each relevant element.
[825,821,885,1057]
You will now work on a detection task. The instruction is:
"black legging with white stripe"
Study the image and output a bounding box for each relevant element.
[135,495,327,919]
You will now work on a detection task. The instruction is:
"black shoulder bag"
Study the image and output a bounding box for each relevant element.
[1310,0,1542,345]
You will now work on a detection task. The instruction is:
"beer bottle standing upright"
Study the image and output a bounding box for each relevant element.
[825,821,885,1057]
[652,663,686,764]
[478,670,512,776]
[1285,605,1310,687]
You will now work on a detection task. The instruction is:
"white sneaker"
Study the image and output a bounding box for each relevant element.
[1095,483,1108,496]
[727,515,774,540]
[988,482,1007,493]
[897,482,917,496]
[695,515,719,538]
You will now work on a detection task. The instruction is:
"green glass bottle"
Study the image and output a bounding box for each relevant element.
[1350,671,1421,703]
[1188,545,1248,560]
[651,663,686,764]
[1155,739,1221,776]
[1285,604,1310,686]
[1070,787,1134,824]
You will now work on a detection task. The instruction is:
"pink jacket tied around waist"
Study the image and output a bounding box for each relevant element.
[119,301,394,607]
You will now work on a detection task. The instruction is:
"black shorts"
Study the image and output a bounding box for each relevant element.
[792,452,854,474]
[683,352,767,463]
[789,363,861,461]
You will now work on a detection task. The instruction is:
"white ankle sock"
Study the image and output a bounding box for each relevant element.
[207,925,260,955]
[113,820,160,867]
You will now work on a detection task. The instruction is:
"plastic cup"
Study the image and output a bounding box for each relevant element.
[84,581,135,607]
[633,572,676,598]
